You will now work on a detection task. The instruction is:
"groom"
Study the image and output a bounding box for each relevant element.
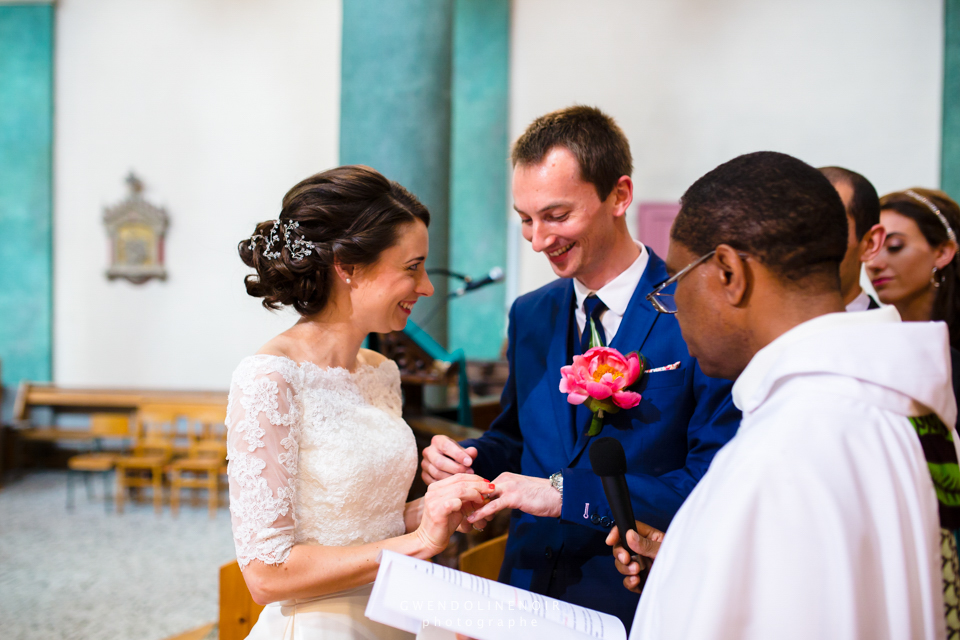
[421,106,741,629]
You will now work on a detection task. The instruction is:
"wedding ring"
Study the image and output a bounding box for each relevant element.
[473,525,485,532]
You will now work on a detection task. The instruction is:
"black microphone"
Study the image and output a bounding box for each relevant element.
[589,437,637,539]
[450,267,504,297]
[426,267,471,281]
[590,437,649,587]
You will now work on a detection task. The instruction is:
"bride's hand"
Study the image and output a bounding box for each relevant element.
[415,474,495,555]
[456,499,492,534]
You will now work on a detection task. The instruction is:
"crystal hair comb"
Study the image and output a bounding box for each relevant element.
[248,220,317,261]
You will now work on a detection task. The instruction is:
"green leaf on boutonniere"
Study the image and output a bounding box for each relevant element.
[586,397,617,414]
[586,411,605,436]
[589,317,604,349]
[584,398,617,436]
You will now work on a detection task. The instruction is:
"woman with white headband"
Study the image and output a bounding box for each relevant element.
[867,188,960,639]
[868,188,960,350]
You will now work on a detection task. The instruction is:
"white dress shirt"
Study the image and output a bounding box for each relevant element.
[630,307,952,640]
[845,289,873,312]
[573,242,648,344]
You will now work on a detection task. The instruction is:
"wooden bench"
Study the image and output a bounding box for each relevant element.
[459,533,508,581]
[11,382,485,499]
[9,383,229,477]
[12,382,228,442]
[14,382,479,444]
[219,560,265,640]
[14,382,228,422]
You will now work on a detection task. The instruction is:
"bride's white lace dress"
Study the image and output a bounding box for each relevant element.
[226,354,418,640]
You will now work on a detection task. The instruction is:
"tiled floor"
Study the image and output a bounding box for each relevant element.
[0,471,236,640]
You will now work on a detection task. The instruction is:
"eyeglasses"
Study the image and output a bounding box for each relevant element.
[646,249,747,314]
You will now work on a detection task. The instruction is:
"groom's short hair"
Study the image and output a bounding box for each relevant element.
[512,105,632,201]
[672,151,848,284]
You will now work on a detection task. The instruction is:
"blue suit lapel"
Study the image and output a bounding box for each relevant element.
[548,280,578,460]
[567,250,669,465]
[609,252,666,355]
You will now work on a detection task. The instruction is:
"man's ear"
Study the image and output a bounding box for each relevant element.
[934,240,958,270]
[714,244,749,306]
[858,224,886,263]
[609,176,634,219]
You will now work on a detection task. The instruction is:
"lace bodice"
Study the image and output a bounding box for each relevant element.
[226,354,418,568]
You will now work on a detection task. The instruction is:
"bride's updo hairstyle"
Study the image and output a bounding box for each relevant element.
[239,165,430,316]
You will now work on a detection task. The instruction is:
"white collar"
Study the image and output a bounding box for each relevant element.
[573,242,648,315]
[733,307,900,411]
[730,305,955,427]
[731,309,900,411]
[845,290,872,312]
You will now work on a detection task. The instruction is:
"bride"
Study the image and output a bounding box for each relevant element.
[227,165,493,639]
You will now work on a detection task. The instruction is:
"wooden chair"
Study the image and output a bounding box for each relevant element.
[156,402,225,456]
[115,405,178,514]
[168,404,227,518]
[458,533,508,580]
[169,439,227,519]
[219,559,265,640]
[66,413,132,511]
[176,403,227,441]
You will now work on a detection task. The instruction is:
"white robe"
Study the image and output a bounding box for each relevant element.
[630,307,956,640]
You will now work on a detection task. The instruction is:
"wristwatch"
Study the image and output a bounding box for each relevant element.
[549,471,563,498]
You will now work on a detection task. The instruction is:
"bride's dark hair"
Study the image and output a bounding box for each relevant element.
[239,165,430,316]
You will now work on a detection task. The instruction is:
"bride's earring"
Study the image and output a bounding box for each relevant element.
[932,267,942,288]
[346,278,351,284]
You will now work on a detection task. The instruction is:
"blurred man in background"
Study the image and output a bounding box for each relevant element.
[819,166,886,311]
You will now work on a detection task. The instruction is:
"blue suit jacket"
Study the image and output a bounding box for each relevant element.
[461,250,741,630]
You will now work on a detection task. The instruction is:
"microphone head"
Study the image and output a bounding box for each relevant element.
[489,266,504,282]
[589,437,628,477]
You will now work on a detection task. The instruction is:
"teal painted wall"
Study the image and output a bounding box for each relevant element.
[340,0,454,345]
[0,4,54,393]
[448,0,510,360]
[944,0,960,199]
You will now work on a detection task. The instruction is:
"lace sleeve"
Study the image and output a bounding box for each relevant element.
[226,361,302,568]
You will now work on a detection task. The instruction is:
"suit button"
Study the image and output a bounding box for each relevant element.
[600,517,612,528]
[590,514,601,525]
[544,546,553,559]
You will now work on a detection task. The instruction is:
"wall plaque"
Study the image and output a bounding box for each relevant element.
[103,173,169,284]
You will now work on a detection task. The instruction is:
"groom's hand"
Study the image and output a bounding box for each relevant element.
[421,435,478,484]
[466,472,562,523]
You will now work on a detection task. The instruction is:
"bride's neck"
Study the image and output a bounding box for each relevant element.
[273,296,368,371]
[286,318,367,371]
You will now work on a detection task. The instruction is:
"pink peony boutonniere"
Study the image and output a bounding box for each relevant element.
[559,346,646,436]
